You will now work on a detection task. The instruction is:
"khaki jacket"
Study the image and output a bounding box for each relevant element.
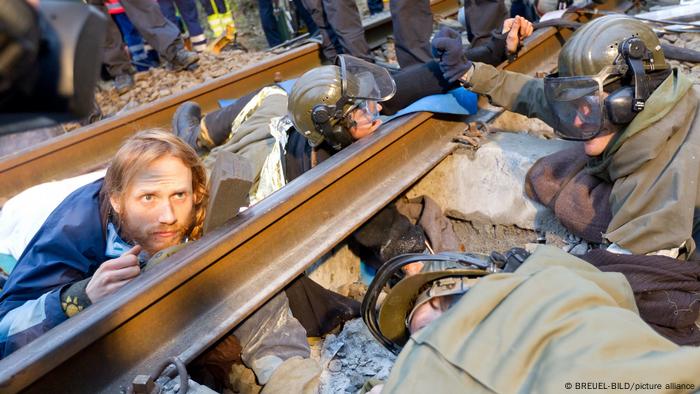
[382,246,700,393]
[468,63,700,256]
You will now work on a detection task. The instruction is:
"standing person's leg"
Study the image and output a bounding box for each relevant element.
[119,0,197,68]
[259,0,283,47]
[199,0,214,15]
[156,0,179,27]
[214,0,235,35]
[292,0,318,35]
[113,13,152,71]
[174,0,208,51]
[367,0,384,15]
[93,4,133,78]
[322,0,371,61]
[463,0,508,48]
[301,0,338,60]
[390,0,432,68]
[198,0,221,36]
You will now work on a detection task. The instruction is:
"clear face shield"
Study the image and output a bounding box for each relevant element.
[543,65,622,141]
[336,54,396,122]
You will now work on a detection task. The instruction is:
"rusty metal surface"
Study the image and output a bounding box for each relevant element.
[0,2,630,392]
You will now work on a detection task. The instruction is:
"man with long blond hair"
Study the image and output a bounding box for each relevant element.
[0,129,208,358]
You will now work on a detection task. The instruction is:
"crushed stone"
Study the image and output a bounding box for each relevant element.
[318,319,396,394]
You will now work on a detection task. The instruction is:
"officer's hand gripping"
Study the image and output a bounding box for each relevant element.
[431,27,473,83]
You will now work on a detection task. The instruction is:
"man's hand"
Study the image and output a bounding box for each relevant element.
[502,16,534,54]
[86,245,142,303]
[431,27,473,83]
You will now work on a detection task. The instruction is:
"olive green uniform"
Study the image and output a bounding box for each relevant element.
[382,246,700,393]
[466,63,700,257]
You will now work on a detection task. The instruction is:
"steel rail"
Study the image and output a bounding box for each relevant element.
[0,0,459,206]
[0,1,627,392]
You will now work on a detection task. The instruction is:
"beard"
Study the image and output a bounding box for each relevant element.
[117,211,194,257]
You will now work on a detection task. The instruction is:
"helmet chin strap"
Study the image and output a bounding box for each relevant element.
[618,37,653,112]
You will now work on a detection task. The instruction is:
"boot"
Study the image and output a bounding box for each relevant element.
[172,101,205,154]
[114,73,134,95]
[169,48,199,71]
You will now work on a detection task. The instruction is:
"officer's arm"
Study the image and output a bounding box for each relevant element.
[463,62,560,128]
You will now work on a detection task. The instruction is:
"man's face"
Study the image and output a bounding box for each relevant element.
[110,155,195,257]
[348,101,383,140]
[408,294,461,335]
[572,91,618,156]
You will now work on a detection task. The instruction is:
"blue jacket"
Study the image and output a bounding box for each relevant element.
[0,180,107,358]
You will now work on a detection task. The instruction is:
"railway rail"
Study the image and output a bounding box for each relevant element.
[0,0,631,392]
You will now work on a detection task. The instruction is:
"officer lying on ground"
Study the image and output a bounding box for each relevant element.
[431,15,700,345]
[361,247,700,393]
[171,16,533,170]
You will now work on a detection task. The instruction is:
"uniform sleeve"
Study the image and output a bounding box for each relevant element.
[468,62,560,128]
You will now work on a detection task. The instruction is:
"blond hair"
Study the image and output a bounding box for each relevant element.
[100,129,208,240]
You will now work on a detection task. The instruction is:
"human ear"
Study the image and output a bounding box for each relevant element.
[110,194,122,215]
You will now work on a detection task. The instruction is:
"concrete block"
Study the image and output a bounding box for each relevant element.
[307,244,360,294]
[406,132,575,234]
[203,151,255,234]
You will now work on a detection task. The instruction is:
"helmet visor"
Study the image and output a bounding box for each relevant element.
[543,66,620,141]
[544,75,604,140]
[338,55,396,101]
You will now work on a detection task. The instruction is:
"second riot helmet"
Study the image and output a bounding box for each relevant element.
[288,55,396,150]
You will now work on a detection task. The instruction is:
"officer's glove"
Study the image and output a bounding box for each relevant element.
[490,247,530,273]
[431,27,473,83]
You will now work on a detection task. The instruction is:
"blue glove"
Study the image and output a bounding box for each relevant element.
[431,27,472,83]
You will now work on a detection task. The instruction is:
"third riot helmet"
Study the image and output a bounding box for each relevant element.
[544,15,670,140]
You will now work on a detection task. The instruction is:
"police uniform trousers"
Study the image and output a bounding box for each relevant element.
[301,0,371,61]
[158,0,206,38]
[390,0,433,68]
[464,0,508,47]
[89,0,183,77]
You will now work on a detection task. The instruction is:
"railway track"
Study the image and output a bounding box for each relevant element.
[0,0,632,392]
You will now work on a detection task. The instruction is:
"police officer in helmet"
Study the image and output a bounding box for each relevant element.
[432,15,700,259]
